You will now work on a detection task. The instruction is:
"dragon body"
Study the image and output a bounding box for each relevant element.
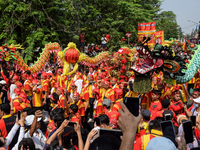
[175,44,200,83]
[0,39,200,89]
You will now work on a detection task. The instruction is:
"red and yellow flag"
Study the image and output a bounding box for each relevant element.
[156,30,164,45]
[138,22,156,50]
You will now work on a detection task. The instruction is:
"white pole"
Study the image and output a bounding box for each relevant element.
[128,37,129,45]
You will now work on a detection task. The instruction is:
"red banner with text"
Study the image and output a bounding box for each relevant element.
[138,22,156,50]
[156,30,164,45]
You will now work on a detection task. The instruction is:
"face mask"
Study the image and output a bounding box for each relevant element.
[194,103,199,107]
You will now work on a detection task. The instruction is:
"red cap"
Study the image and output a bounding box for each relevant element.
[152,77,158,80]
[193,91,199,94]
[102,72,107,77]
[88,74,94,80]
[119,84,124,89]
[115,89,123,99]
[111,78,118,82]
[98,74,103,79]
[104,80,110,86]
[53,82,59,88]
[89,67,94,71]
[13,75,20,81]
[57,87,64,95]
[14,88,21,95]
[93,88,100,94]
[22,74,28,79]
[48,73,53,76]
[41,72,48,79]
[33,74,38,79]
[19,93,27,100]
[58,69,63,73]
[100,63,104,67]
[16,82,23,89]
[174,90,181,95]
[70,81,76,87]
[32,79,39,84]
[73,91,80,97]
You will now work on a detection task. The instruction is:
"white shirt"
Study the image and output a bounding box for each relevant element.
[84,45,89,53]
[112,83,117,89]
[25,129,46,150]
[101,37,107,44]
[51,87,55,95]
[5,123,20,149]
[10,84,17,97]
[88,72,94,76]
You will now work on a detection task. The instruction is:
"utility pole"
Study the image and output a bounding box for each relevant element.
[198,21,200,44]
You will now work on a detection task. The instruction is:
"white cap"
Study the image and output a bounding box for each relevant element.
[25,115,42,126]
[0,80,6,85]
[194,97,200,104]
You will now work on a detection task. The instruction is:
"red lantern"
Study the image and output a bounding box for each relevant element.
[64,48,79,64]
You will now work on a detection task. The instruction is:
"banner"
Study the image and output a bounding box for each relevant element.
[138,22,156,50]
[190,37,198,44]
[156,30,164,45]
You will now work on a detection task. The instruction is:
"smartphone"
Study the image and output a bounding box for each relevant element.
[160,120,176,143]
[191,116,196,126]
[18,111,21,120]
[164,114,171,121]
[183,121,194,144]
[100,128,122,141]
[68,122,76,127]
[123,97,139,117]
[22,138,27,149]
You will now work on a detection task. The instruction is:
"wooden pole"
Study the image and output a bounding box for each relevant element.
[53,52,57,75]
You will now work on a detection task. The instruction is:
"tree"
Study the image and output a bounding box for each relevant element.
[178,27,184,40]
[156,11,180,40]
[0,0,164,63]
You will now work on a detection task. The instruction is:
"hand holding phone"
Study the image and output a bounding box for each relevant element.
[160,120,177,147]
[123,97,139,117]
[164,114,171,121]
[191,116,196,126]
[68,122,77,127]
[18,111,21,120]
[100,128,122,141]
[183,121,194,144]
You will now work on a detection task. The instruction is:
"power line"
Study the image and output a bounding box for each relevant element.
[182,23,199,29]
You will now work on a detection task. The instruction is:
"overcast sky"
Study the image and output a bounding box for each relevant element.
[161,0,200,35]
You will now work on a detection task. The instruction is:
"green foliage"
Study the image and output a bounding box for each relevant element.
[0,0,181,64]
[156,11,180,40]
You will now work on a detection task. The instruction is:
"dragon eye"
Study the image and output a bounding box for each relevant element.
[4,48,8,52]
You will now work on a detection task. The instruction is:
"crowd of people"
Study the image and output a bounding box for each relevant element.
[80,33,111,56]
[0,53,200,150]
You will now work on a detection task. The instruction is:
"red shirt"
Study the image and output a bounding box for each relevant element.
[134,130,163,150]
[71,116,81,125]
[150,101,162,113]
[194,127,200,143]
[170,100,184,116]
[75,100,85,117]
[106,34,110,42]
[94,100,103,118]
[120,38,126,42]
[107,110,120,129]
[45,121,56,138]
[150,101,162,119]
[112,99,122,112]
[80,34,84,43]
